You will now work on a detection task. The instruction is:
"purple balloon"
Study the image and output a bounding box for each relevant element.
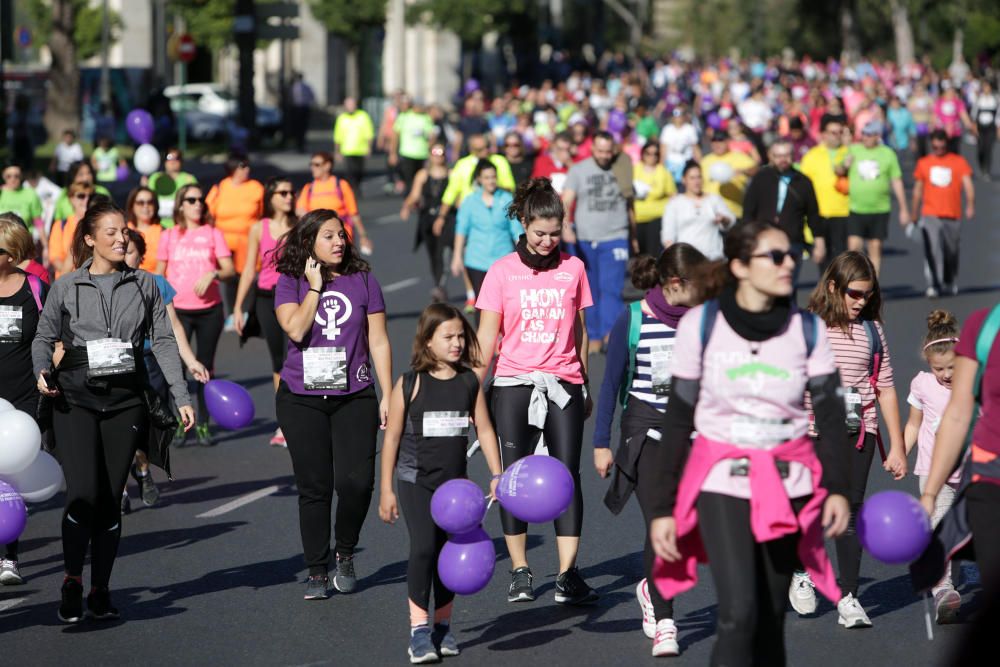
[431,479,487,534]
[707,112,722,130]
[607,109,627,134]
[126,109,154,145]
[0,481,27,544]
[496,455,574,523]
[858,491,932,564]
[204,379,255,430]
[437,526,495,595]
[463,79,480,96]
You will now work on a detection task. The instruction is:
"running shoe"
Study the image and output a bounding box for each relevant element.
[121,490,131,516]
[652,618,680,657]
[86,588,120,620]
[172,423,189,448]
[269,428,287,447]
[554,566,599,605]
[224,314,235,332]
[333,554,357,594]
[0,558,24,585]
[507,566,535,602]
[463,298,475,314]
[408,626,439,664]
[58,578,84,624]
[139,473,160,507]
[195,423,215,447]
[637,578,656,639]
[925,286,939,299]
[303,575,330,600]
[837,593,873,628]
[949,284,959,297]
[789,570,818,615]
[433,623,460,657]
[933,587,962,624]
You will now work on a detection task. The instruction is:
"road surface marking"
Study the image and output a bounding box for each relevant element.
[196,485,281,518]
[375,213,401,224]
[382,277,420,293]
[0,598,27,613]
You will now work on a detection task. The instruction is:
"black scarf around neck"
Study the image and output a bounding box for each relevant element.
[718,285,792,342]
[515,235,560,271]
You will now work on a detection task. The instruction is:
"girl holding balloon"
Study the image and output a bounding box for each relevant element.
[378,303,503,663]
[474,177,597,606]
[32,201,194,623]
[273,209,392,601]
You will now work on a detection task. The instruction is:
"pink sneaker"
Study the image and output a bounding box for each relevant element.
[269,428,286,447]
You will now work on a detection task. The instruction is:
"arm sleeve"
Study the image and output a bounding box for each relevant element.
[741,175,760,223]
[660,200,679,244]
[474,264,504,313]
[441,170,462,207]
[31,281,63,376]
[807,370,850,497]
[593,310,630,448]
[455,199,471,237]
[803,178,825,238]
[214,229,233,258]
[366,272,386,315]
[649,378,699,517]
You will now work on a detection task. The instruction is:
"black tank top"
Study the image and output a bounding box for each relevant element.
[419,175,448,221]
[396,369,479,490]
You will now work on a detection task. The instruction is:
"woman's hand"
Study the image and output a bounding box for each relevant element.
[379,490,399,523]
[450,255,463,278]
[188,361,210,384]
[193,271,217,298]
[399,204,411,220]
[178,405,196,431]
[594,447,614,478]
[822,493,850,538]
[233,307,245,336]
[883,448,907,480]
[488,477,500,501]
[432,216,446,237]
[359,236,374,256]
[378,395,389,430]
[37,372,59,397]
[305,258,324,290]
[649,516,680,562]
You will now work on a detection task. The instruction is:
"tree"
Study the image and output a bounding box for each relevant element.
[26,0,122,61]
[309,0,387,101]
[41,1,80,140]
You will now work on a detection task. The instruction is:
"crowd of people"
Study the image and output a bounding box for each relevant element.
[1,52,999,666]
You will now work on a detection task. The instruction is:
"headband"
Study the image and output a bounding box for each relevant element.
[923,337,958,351]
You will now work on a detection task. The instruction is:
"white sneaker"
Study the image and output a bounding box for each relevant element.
[837,593,873,628]
[788,570,817,615]
[933,587,961,624]
[652,618,680,657]
[925,286,939,298]
[0,558,23,585]
[637,579,656,639]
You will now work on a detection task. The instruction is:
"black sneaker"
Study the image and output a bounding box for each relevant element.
[58,578,84,623]
[121,491,131,515]
[554,566,599,605]
[86,588,120,620]
[195,423,215,447]
[138,473,160,507]
[171,423,189,448]
[333,554,357,594]
[507,566,535,602]
[304,575,330,600]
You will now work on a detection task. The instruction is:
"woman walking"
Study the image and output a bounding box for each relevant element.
[660,161,735,260]
[125,186,164,272]
[400,142,453,303]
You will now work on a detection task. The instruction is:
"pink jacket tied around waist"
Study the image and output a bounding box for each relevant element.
[652,434,840,603]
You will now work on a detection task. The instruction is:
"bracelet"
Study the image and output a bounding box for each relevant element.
[308,287,322,295]
[491,473,502,480]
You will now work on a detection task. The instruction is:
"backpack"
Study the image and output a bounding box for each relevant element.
[306,178,355,233]
[618,300,645,409]
[25,273,44,312]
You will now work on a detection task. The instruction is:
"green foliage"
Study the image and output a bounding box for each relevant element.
[404,0,530,48]
[308,0,387,43]
[26,0,123,61]
[168,0,236,51]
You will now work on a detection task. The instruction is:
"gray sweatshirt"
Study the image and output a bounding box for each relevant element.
[32,260,191,407]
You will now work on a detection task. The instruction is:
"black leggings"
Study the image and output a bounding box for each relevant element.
[634,219,662,258]
[633,436,674,620]
[467,268,487,299]
[398,481,455,612]
[4,395,38,561]
[834,432,876,597]
[698,492,806,667]
[977,124,996,176]
[176,303,224,423]
[255,290,287,374]
[491,382,585,537]
[966,481,1000,596]
[55,403,146,588]
[276,382,378,575]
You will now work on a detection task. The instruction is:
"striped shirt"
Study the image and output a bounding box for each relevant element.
[628,311,678,410]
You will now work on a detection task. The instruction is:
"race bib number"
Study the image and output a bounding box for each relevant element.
[648,341,674,396]
[0,305,23,342]
[86,338,135,378]
[979,111,995,126]
[730,415,795,446]
[422,411,470,438]
[857,159,880,181]
[303,347,347,390]
[844,387,863,434]
[929,166,953,188]
[941,101,956,116]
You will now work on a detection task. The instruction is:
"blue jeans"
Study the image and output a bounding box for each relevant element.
[577,238,629,341]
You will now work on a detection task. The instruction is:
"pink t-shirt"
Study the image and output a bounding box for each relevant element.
[907,371,961,482]
[670,305,838,499]
[475,252,593,384]
[256,218,282,291]
[157,225,232,311]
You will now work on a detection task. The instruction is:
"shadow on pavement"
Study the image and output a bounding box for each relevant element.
[157,475,295,507]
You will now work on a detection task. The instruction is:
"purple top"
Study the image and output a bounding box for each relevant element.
[275,271,385,396]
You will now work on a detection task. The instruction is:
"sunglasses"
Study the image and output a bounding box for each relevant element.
[844,287,875,301]
[274,190,294,197]
[73,193,91,201]
[183,196,206,205]
[165,153,180,161]
[430,149,445,156]
[0,248,8,255]
[237,161,250,169]
[505,142,522,148]
[135,199,156,206]
[750,249,799,265]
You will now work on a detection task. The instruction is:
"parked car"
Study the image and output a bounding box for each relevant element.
[163,83,282,140]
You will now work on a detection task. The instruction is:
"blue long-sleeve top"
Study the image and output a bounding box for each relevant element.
[594,308,630,448]
[455,187,521,272]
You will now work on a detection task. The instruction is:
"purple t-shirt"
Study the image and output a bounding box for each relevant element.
[275,271,385,396]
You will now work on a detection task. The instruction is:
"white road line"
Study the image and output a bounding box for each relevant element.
[382,277,420,293]
[374,213,402,224]
[196,485,281,518]
[0,597,27,613]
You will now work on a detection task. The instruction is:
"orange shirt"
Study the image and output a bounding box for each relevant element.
[206,177,264,272]
[295,177,358,235]
[914,153,972,220]
[48,214,79,279]
[130,222,163,272]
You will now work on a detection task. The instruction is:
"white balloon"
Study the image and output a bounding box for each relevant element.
[0,410,41,475]
[708,160,735,184]
[5,451,62,503]
[133,143,161,176]
[0,398,13,413]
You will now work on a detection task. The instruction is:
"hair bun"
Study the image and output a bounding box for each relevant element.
[926,309,958,331]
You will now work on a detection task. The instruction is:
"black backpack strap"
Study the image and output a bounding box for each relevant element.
[401,370,418,432]
[798,308,817,358]
[863,319,882,378]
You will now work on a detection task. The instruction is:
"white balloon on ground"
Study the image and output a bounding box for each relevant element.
[5,451,62,503]
[133,143,161,175]
[0,398,13,413]
[708,160,735,184]
[0,410,41,475]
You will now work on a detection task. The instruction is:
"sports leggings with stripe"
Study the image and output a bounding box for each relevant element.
[398,481,454,622]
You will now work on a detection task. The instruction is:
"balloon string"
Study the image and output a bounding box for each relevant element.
[483,496,496,521]
[923,592,934,641]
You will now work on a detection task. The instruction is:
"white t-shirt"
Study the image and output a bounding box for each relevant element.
[659,123,699,165]
[737,98,773,131]
[660,193,735,260]
[54,142,84,173]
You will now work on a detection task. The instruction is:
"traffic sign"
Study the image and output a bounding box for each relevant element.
[177,34,196,63]
[15,26,31,48]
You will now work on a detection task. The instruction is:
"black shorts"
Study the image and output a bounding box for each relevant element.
[847,212,890,240]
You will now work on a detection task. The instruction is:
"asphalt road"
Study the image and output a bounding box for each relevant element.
[2,145,999,666]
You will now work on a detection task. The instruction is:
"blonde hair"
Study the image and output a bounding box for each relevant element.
[0,213,36,264]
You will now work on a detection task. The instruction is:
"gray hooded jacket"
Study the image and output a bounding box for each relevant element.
[32,260,191,407]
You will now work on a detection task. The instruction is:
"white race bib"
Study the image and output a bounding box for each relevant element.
[86,338,135,378]
[929,165,953,188]
[0,305,23,342]
[857,159,880,181]
[648,340,675,396]
[422,411,470,438]
[730,415,795,446]
[303,347,347,390]
[979,111,995,125]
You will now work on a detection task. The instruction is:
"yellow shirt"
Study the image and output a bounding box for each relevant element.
[701,151,757,217]
[632,163,676,223]
[441,154,516,207]
[333,110,375,156]
[799,145,850,218]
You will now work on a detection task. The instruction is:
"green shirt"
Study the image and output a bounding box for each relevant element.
[848,143,902,214]
[148,171,197,226]
[0,187,43,225]
[54,183,112,221]
[333,110,375,156]
[636,116,660,143]
[92,147,119,182]
[393,110,434,160]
